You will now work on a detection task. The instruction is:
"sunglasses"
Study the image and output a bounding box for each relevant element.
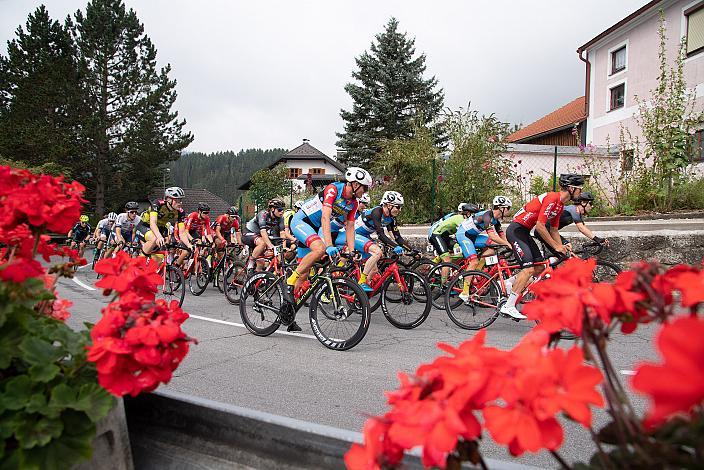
[201,211,210,214]
[128,210,138,214]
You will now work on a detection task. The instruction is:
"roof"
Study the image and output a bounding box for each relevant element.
[506,97,587,143]
[148,188,232,216]
[577,0,661,52]
[273,140,345,172]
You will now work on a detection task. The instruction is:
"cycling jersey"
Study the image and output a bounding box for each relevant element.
[430,214,465,236]
[558,205,583,229]
[244,210,284,236]
[185,212,212,237]
[96,218,113,237]
[299,182,358,230]
[71,222,92,241]
[428,212,457,237]
[140,199,185,230]
[214,214,239,234]
[355,206,405,247]
[283,209,295,230]
[513,192,564,230]
[458,210,502,238]
[114,213,140,235]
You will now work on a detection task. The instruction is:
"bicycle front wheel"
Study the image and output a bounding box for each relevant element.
[445,271,500,330]
[223,261,247,305]
[189,258,211,296]
[157,265,186,307]
[426,262,461,309]
[380,270,431,329]
[309,277,370,351]
[593,260,621,282]
[239,272,282,336]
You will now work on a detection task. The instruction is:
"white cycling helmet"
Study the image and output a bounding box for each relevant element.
[457,203,467,212]
[358,193,370,204]
[345,167,372,186]
[165,186,185,199]
[492,195,512,208]
[381,191,404,206]
[107,212,118,221]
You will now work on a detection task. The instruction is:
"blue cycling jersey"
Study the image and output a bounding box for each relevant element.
[355,206,394,236]
[298,182,358,231]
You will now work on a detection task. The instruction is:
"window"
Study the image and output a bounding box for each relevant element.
[309,168,325,175]
[621,149,634,171]
[691,129,704,162]
[611,46,626,74]
[287,167,302,179]
[686,3,704,56]
[609,83,625,111]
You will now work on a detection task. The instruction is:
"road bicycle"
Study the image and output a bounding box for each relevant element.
[190,243,244,296]
[330,246,432,329]
[239,252,371,351]
[147,243,189,307]
[181,240,213,295]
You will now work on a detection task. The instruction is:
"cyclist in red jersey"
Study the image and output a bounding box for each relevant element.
[214,206,242,249]
[501,173,584,319]
[185,203,214,243]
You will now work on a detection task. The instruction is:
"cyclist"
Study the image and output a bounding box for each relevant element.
[113,202,141,254]
[427,203,479,265]
[214,206,242,249]
[342,190,408,292]
[242,198,286,273]
[456,196,513,301]
[287,167,371,328]
[503,173,584,319]
[139,186,191,258]
[185,203,214,244]
[534,191,607,253]
[68,215,92,258]
[93,212,117,255]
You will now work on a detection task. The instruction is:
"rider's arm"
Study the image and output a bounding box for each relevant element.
[115,226,124,244]
[233,218,242,245]
[321,205,334,248]
[486,227,509,246]
[390,222,406,248]
[575,222,598,240]
[149,212,161,240]
[371,207,398,247]
[177,223,192,248]
[345,219,355,253]
[215,224,224,241]
[535,221,563,252]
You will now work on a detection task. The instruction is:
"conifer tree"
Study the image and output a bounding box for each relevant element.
[336,18,444,167]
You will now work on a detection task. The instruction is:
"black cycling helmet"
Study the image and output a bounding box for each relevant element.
[269,198,285,209]
[124,201,139,210]
[576,191,595,203]
[459,203,480,213]
[227,206,238,216]
[198,202,210,212]
[559,174,585,188]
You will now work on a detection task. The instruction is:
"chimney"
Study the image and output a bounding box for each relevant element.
[303,138,309,143]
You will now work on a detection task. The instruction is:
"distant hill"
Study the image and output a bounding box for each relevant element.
[169,148,287,204]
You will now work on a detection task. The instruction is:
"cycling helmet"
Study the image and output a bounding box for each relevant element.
[197,202,210,212]
[345,167,372,186]
[381,191,404,206]
[124,201,139,210]
[559,174,585,188]
[358,193,370,204]
[79,215,89,222]
[492,195,512,208]
[576,191,595,203]
[107,212,118,221]
[294,200,304,210]
[165,186,185,199]
[227,206,238,216]
[458,203,480,213]
[269,197,285,209]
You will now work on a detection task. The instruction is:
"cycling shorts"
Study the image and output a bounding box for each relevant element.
[506,222,543,267]
[241,232,261,248]
[428,232,454,257]
[335,231,375,259]
[72,234,89,243]
[290,211,322,247]
[456,231,489,260]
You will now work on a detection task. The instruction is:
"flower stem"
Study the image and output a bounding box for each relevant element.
[549,450,571,470]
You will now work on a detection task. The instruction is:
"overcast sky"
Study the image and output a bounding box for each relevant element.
[1,0,646,157]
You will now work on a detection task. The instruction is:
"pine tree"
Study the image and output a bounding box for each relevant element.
[70,0,193,214]
[336,18,444,168]
[0,6,84,169]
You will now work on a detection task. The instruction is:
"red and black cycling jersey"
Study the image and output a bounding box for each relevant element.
[213,214,239,234]
[512,192,564,230]
[185,212,212,236]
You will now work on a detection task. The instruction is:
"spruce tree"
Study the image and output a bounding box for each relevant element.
[336,18,444,168]
[70,0,193,214]
[0,6,84,170]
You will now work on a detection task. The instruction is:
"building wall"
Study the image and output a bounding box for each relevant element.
[586,0,704,150]
[282,159,341,176]
[521,127,580,146]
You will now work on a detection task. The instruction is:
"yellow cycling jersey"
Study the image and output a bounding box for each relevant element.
[141,199,185,229]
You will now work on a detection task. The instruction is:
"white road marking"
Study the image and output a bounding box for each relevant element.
[620,370,636,376]
[72,277,96,291]
[187,314,317,340]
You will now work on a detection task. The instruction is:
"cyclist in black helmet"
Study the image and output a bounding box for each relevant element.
[242,197,286,273]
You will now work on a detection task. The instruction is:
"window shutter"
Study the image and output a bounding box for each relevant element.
[687,8,704,54]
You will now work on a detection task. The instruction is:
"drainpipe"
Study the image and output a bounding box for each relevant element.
[578,48,590,146]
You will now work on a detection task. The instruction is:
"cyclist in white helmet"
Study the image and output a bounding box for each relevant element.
[138,186,192,258]
[93,211,117,254]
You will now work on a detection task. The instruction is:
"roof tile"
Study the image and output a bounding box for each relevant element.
[506,97,586,143]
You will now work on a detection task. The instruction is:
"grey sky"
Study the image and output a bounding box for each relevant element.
[1,0,646,157]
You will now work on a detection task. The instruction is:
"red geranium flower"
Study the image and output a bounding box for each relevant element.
[0,257,45,283]
[95,252,163,299]
[345,418,403,470]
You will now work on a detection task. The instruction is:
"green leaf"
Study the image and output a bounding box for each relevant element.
[24,393,48,415]
[74,384,115,423]
[47,384,76,411]
[14,416,63,449]
[21,411,96,470]
[0,411,24,439]
[18,337,63,366]
[29,363,60,383]
[1,376,33,410]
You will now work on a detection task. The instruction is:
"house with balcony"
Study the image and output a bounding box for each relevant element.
[578,0,704,165]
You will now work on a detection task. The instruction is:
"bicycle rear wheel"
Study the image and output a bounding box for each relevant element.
[413,259,436,279]
[309,277,370,351]
[239,272,283,336]
[426,262,461,309]
[223,261,248,305]
[157,265,185,307]
[189,259,211,296]
[380,270,431,329]
[444,271,500,330]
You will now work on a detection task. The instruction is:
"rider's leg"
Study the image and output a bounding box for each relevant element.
[288,239,325,291]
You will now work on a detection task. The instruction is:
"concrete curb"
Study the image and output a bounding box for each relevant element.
[125,389,539,470]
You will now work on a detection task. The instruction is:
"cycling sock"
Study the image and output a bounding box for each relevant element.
[287,270,300,286]
[462,281,470,295]
[506,292,518,308]
[359,273,367,284]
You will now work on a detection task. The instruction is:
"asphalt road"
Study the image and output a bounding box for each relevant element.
[58,261,660,469]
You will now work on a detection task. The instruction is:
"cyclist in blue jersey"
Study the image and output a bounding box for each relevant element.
[287,167,371,312]
[68,215,92,258]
